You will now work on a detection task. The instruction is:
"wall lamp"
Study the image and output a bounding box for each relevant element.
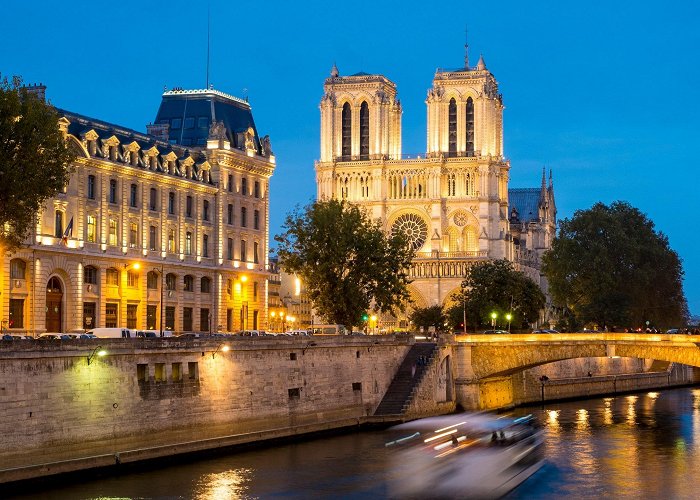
[212,343,230,359]
[87,346,107,365]
[302,341,317,355]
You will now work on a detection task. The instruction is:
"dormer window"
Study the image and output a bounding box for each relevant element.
[170,118,182,129]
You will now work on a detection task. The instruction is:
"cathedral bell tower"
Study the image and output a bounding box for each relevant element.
[319,65,402,163]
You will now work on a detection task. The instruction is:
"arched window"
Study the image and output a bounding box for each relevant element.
[447,173,456,196]
[359,101,369,160]
[466,97,474,156]
[184,274,194,292]
[448,98,457,156]
[165,273,177,291]
[201,277,211,293]
[10,259,26,279]
[106,268,119,285]
[463,226,478,252]
[465,172,475,196]
[341,102,352,159]
[147,271,159,289]
[84,265,98,285]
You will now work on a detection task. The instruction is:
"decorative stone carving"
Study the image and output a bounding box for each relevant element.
[454,211,469,227]
[208,120,226,140]
[391,213,429,251]
[261,135,273,157]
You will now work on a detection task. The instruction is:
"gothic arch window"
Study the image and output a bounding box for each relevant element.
[359,101,369,160]
[391,213,428,251]
[466,97,475,156]
[446,227,460,252]
[360,176,369,198]
[448,98,457,156]
[341,102,352,159]
[341,177,349,200]
[447,173,456,196]
[463,226,478,252]
[465,172,475,196]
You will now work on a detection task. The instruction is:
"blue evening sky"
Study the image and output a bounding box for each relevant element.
[2,1,698,314]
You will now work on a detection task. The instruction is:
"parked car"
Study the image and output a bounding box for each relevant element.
[38,333,72,340]
[533,329,560,334]
[1,334,14,340]
[481,330,509,334]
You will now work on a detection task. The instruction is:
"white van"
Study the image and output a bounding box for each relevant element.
[135,330,172,338]
[87,327,133,339]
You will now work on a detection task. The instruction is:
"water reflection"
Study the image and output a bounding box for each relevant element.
[194,468,253,500]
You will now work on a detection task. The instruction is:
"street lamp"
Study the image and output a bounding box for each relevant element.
[152,265,165,337]
[490,311,497,328]
[212,343,230,359]
[87,346,107,365]
[506,313,513,332]
[370,315,377,335]
[270,311,277,333]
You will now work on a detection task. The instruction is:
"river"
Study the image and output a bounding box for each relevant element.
[9,387,700,499]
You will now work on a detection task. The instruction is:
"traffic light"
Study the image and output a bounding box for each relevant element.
[362,314,369,322]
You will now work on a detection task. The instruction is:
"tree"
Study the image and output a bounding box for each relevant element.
[274,199,414,331]
[409,305,446,333]
[446,259,545,331]
[541,201,687,329]
[0,76,75,251]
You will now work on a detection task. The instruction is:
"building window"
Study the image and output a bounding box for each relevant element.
[108,218,118,246]
[165,273,176,291]
[200,308,210,332]
[87,175,96,200]
[184,275,194,292]
[183,307,193,332]
[106,268,119,285]
[241,177,247,196]
[240,239,247,261]
[109,179,117,204]
[198,116,208,128]
[227,238,233,260]
[341,102,351,158]
[83,302,96,329]
[228,174,233,192]
[254,180,260,198]
[165,306,175,331]
[147,305,157,330]
[129,222,138,248]
[147,271,158,289]
[227,204,233,225]
[84,265,97,285]
[127,304,138,329]
[186,195,193,217]
[130,184,138,208]
[106,303,118,328]
[168,228,176,253]
[201,277,211,293]
[168,192,175,215]
[184,117,195,129]
[448,173,456,196]
[466,97,475,156]
[203,234,209,258]
[9,299,24,329]
[127,270,139,287]
[253,242,259,263]
[87,214,96,243]
[149,188,157,211]
[448,98,457,156]
[149,225,157,251]
[359,101,369,160]
[253,210,260,230]
[185,231,192,255]
[241,207,247,227]
[253,281,258,300]
[54,210,63,238]
[201,200,209,221]
[10,259,26,279]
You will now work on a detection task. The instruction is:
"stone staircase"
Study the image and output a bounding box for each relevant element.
[374,342,438,416]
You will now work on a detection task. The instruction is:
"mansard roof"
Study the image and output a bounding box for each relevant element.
[508,188,541,223]
[57,108,214,184]
[154,88,262,154]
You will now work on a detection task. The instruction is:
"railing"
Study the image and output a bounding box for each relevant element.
[332,152,483,163]
[414,250,488,259]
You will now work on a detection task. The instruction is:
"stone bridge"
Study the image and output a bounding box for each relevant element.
[447,333,700,410]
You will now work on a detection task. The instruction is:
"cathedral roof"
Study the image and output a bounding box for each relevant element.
[153,88,262,153]
[508,188,541,223]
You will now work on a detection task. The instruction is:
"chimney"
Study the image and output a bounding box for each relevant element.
[147,122,169,142]
[25,83,47,102]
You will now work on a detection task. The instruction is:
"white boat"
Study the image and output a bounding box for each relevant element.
[385,413,544,499]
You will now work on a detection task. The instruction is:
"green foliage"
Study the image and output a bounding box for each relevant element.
[446,259,545,331]
[274,199,414,330]
[542,201,687,329]
[409,305,446,332]
[0,76,75,251]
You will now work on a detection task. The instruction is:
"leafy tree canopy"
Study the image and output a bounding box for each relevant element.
[446,259,545,331]
[541,201,687,329]
[274,199,414,330]
[0,76,75,251]
[409,305,446,332]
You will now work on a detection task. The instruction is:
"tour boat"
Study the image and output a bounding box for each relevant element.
[385,413,544,498]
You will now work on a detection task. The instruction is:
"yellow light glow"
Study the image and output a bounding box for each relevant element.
[270,311,276,317]
[240,275,248,283]
[132,263,141,270]
[295,277,301,296]
[221,345,230,353]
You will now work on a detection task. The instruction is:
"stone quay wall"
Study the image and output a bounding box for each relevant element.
[0,336,412,483]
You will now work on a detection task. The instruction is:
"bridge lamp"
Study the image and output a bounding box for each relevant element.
[212,343,230,359]
[505,313,513,332]
[490,312,497,328]
[87,346,107,365]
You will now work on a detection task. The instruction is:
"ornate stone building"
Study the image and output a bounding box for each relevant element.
[315,53,556,328]
[1,86,275,335]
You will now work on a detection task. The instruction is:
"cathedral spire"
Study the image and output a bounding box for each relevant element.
[549,169,553,190]
[330,62,339,78]
[539,166,547,202]
[476,54,486,71]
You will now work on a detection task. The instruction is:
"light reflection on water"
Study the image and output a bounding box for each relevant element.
[8,387,700,499]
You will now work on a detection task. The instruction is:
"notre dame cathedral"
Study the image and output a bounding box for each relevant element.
[315,49,556,329]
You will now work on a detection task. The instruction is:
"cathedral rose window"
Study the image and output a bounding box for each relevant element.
[391,213,428,251]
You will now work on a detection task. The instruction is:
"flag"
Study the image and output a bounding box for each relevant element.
[61,217,73,245]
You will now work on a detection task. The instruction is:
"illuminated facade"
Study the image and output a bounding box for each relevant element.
[1,86,275,334]
[316,53,556,328]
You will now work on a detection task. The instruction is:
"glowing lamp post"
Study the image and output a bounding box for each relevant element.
[490,312,497,329]
[506,313,513,332]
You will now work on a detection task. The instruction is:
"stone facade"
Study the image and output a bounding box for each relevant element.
[315,54,556,328]
[1,88,275,335]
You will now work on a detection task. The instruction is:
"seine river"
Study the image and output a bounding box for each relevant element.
[10,387,700,499]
